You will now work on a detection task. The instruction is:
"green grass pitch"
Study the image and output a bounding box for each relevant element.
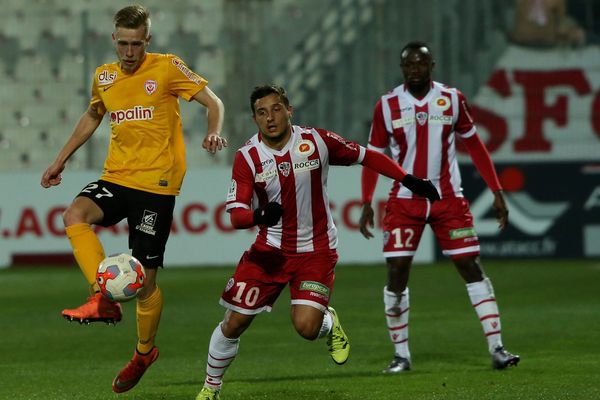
[1,259,599,399]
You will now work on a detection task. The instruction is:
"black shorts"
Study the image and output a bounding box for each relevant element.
[76,180,175,268]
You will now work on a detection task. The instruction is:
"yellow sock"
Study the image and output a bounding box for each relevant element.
[137,285,163,354]
[65,223,105,289]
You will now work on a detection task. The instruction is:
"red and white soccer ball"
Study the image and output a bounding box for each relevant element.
[96,253,146,302]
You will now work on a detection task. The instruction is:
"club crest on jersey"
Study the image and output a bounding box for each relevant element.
[294,139,315,157]
[278,162,292,177]
[434,96,451,111]
[144,80,157,95]
[416,112,428,126]
[98,69,117,85]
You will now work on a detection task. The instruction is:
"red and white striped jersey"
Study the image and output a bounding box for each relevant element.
[368,81,477,199]
[226,125,366,254]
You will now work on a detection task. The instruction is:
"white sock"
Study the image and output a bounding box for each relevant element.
[466,278,503,353]
[317,309,333,339]
[204,323,239,390]
[383,286,411,360]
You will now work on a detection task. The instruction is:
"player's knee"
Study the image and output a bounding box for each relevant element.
[221,311,253,339]
[293,318,320,340]
[453,256,484,282]
[63,199,100,226]
[62,205,85,227]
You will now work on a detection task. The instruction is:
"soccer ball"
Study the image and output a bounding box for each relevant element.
[96,253,146,302]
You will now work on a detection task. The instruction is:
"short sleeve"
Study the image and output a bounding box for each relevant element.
[315,128,365,166]
[226,151,255,211]
[167,55,208,101]
[89,72,106,116]
[368,99,389,149]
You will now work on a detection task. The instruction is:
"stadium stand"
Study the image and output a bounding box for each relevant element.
[0,0,514,172]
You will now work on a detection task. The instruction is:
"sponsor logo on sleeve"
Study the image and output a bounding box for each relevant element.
[461,100,474,124]
[172,58,203,85]
[326,131,356,151]
[226,180,237,201]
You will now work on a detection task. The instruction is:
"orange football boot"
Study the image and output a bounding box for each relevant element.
[112,347,159,393]
[61,292,123,325]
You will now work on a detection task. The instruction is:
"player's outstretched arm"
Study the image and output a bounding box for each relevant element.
[192,86,227,154]
[41,108,102,188]
[361,149,440,202]
[401,174,440,202]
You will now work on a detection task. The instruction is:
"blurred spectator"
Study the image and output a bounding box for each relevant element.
[38,29,70,79]
[0,32,20,79]
[567,0,600,44]
[0,131,7,149]
[83,29,113,68]
[20,152,30,168]
[33,88,44,103]
[510,0,585,47]
[168,25,201,69]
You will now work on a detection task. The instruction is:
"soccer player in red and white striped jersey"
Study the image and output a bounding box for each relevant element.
[359,41,520,373]
[195,84,439,399]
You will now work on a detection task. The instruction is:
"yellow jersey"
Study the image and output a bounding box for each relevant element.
[89,53,208,196]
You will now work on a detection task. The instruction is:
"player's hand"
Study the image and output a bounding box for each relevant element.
[402,174,440,202]
[253,202,283,227]
[493,190,509,230]
[359,203,375,239]
[41,162,65,188]
[202,134,228,154]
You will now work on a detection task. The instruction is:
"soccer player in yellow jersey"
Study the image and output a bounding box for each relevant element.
[40,5,226,393]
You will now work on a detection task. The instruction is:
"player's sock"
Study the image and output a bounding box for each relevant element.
[317,309,334,338]
[136,286,163,354]
[466,278,503,353]
[66,223,105,289]
[383,286,411,359]
[204,323,239,390]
